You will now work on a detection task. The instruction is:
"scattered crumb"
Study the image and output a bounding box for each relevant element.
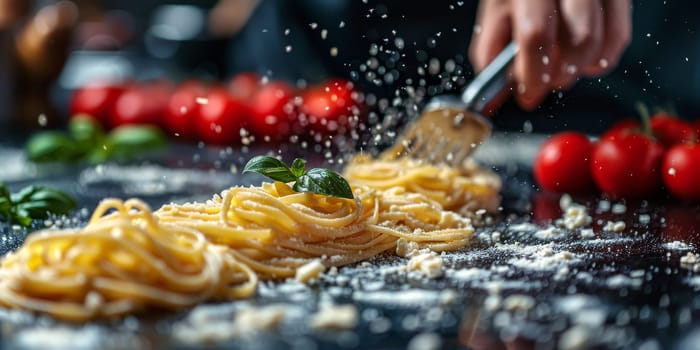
[502,294,535,312]
[559,325,591,350]
[407,250,444,279]
[611,203,627,214]
[174,303,295,343]
[603,221,626,232]
[606,274,643,289]
[639,214,651,224]
[296,260,325,282]
[680,252,697,266]
[234,304,288,332]
[664,241,693,251]
[559,194,573,210]
[396,238,420,257]
[554,266,570,281]
[580,229,595,240]
[309,304,358,330]
[407,332,442,350]
[448,268,491,281]
[534,226,564,240]
[558,204,592,230]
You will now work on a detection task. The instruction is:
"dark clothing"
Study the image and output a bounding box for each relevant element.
[226,0,700,134]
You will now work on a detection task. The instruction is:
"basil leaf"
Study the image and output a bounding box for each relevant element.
[14,201,52,218]
[69,115,105,149]
[243,156,297,183]
[85,146,112,164]
[0,183,10,201]
[12,213,32,227]
[26,188,76,214]
[26,131,80,162]
[11,185,39,203]
[0,197,10,216]
[0,184,11,218]
[107,125,166,158]
[293,168,354,199]
[290,158,307,178]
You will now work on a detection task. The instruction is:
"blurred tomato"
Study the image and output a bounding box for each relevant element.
[533,132,595,194]
[302,79,361,134]
[591,133,664,199]
[600,119,640,140]
[110,82,171,128]
[164,81,208,140]
[195,88,250,145]
[650,113,696,147]
[70,82,125,127]
[662,144,700,200]
[249,81,296,141]
[228,72,260,101]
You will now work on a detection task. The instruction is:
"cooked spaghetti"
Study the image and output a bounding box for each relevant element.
[0,158,499,321]
[344,155,501,214]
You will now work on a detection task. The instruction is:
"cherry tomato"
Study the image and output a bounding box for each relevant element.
[650,113,696,147]
[662,144,700,200]
[533,132,595,194]
[228,72,260,101]
[248,81,296,141]
[302,79,361,135]
[195,88,250,145]
[600,119,640,140]
[110,82,171,128]
[70,82,125,127]
[164,81,208,140]
[590,133,664,198]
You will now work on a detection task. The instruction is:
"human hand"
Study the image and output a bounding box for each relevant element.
[469,0,632,110]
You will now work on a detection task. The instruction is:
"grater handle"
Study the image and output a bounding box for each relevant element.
[461,42,518,113]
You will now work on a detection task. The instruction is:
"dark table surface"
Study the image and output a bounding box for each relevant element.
[1,131,699,350]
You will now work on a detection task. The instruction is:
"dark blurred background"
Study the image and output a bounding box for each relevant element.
[2,0,700,134]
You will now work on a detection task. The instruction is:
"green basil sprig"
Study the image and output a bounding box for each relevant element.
[243,156,354,199]
[0,183,76,227]
[26,115,166,164]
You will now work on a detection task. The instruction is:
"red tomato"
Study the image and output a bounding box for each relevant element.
[228,72,260,101]
[70,82,125,127]
[650,113,696,147]
[302,79,361,134]
[248,81,296,141]
[301,79,361,134]
[590,134,664,198]
[600,119,640,140]
[110,82,171,128]
[195,89,250,145]
[662,144,700,200]
[164,81,208,140]
[533,132,595,194]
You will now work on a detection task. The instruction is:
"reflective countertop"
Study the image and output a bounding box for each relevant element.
[0,132,699,350]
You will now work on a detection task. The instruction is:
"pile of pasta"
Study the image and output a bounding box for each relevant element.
[0,157,500,321]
